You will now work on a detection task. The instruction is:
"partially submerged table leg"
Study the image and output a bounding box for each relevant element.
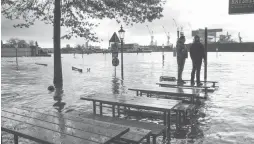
[163,112,166,140]
[100,102,103,116]
[167,111,171,143]
[117,105,120,117]
[93,101,96,114]
[112,105,115,117]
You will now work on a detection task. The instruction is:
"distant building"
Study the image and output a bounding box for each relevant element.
[109,43,139,52]
[1,46,39,57]
[43,48,54,53]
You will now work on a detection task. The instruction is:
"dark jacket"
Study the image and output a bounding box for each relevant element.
[190,42,205,61]
[176,40,188,59]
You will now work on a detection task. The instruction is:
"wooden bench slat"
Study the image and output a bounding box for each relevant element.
[128,87,199,96]
[91,93,180,107]
[156,82,211,88]
[79,113,165,137]
[182,80,218,83]
[2,112,116,143]
[80,94,179,112]
[3,108,127,132]
[1,117,100,144]
[2,109,128,141]
[172,103,196,111]
[9,108,151,144]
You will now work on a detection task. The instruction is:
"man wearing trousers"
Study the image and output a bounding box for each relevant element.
[190,35,206,86]
[176,36,188,84]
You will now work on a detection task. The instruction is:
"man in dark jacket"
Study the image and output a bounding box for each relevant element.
[176,36,188,84]
[190,35,205,86]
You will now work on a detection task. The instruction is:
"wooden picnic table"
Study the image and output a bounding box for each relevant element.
[80,93,180,141]
[1,108,129,144]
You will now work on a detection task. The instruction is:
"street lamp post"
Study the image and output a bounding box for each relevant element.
[118,25,125,80]
[15,44,18,66]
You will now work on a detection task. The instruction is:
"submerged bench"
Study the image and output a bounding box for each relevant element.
[35,63,47,66]
[1,108,129,144]
[80,93,180,142]
[181,80,218,87]
[13,107,151,144]
[72,66,82,72]
[156,82,215,94]
[128,86,201,103]
[171,103,196,130]
[159,76,218,87]
[78,112,165,144]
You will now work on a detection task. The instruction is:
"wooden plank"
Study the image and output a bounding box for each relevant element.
[9,108,151,144]
[4,108,128,132]
[1,111,125,144]
[1,117,100,144]
[128,86,199,97]
[182,80,218,83]
[156,82,211,88]
[82,93,179,107]
[172,103,196,111]
[80,94,179,112]
[2,109,129,143]
[120,128,151,143]
[78,113,164,137]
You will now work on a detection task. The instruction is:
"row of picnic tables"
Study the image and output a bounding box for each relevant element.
[2,78,218,144]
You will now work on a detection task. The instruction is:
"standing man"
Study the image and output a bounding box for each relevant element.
[176,35,188,85]
[190,35,205,86]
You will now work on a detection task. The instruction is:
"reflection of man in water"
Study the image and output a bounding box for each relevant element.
[176,36,188,84]
[190,35,205,86]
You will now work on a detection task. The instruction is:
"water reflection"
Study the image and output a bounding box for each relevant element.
[112,77,120,94]
[53,88,66,112]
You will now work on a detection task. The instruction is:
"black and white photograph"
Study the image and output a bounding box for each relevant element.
[1,0,254,144]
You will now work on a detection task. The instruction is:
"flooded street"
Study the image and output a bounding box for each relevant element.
[1,52,254,144]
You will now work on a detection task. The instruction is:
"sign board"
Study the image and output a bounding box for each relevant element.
[192,29,223,37]
[111,43,119,57]
[229,0,254,14]
[109,32,120,67]
[109,32,120,43]
[112,57,119,67]
[207,29,223,32]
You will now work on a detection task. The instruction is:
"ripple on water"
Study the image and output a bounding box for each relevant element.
[1,53,254,144]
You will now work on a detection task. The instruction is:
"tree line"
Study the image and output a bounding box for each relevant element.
[1,38,39,48]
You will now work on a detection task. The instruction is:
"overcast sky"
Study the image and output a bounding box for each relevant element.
[1,0,254,49]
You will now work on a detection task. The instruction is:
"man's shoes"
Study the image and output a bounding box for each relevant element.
[177,80,184,85]
[180,80,186,84]
[197,83,203,86]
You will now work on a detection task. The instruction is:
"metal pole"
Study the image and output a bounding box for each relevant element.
[16,48,18,66]
[121,39,124,79]
[204,27,208,82]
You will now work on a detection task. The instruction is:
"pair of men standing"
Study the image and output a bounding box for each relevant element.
[176,35,205,86]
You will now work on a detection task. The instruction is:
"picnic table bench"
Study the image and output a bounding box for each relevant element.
[128,86,202,103]
[1,108,130,144]
[80,93,180,143]
[159,76,218,87]
[156,82,215,94]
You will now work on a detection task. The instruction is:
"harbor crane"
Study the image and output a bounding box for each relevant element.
[146,25,154,46]
[162,26,170,46]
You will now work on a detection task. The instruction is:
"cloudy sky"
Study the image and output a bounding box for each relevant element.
[1,0,254,49]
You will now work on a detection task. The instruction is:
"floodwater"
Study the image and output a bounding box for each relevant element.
[1,52,254,144]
